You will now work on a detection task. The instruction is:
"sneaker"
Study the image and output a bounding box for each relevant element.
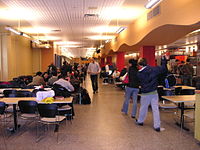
[154,127,160,132]
[135,120,143,126]
[93,91,95,94]
[131,116,136,119]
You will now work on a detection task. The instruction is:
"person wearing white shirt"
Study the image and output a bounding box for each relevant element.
[53,75,74,92]
[87,58,101,94]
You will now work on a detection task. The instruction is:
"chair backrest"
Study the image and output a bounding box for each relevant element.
[18,100,38,114]
[15,91,33,97]
[180,89,195,95]
[3,90,17,97]
[0,101,6,115]
[174,87,182,95]
[38,104,58,118]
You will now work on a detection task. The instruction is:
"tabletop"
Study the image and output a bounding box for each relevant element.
[162,95,196,103]
[0,97,73,104]
[174,86,196,90]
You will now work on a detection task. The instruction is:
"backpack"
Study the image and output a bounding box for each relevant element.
[80,88,91,104]
[52,84,71,97]
[164,74,176,88]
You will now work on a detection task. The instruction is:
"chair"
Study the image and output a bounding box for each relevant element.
[180,89,195,95]
[57,103,73,124]
[18,100,38,119]
[158,87,177,110]
[37,104,65,142]
[174,87,182,95]
[18,100,38,135]
[0,101,7,149]
[3,90,17,97]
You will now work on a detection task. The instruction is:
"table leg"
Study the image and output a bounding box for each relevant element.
[7,104,20,133]
[176,102,189,131]
[13,104,18,130]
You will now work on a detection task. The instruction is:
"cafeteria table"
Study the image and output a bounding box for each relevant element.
[162,95,196,130]
[0,97,73,132]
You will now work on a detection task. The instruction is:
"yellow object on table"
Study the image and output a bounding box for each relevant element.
[41,97,54,104]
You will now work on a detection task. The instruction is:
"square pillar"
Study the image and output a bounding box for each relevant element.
[140,46,156,66]
[116,52,125,71]
[106,56,112,65]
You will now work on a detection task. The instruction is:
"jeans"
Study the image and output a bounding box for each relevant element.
[121,87,139,117]
[90,75,98,92]
[138,92,160,129]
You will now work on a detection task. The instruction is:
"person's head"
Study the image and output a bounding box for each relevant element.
[181,61,185,64]
[138,58,147,67]
[42,72,48,78]
[91,58,96,63]
[36,71,42,76]
[128,59,137,68]
[186,58,190,63]
[52,71,57,76]
[63,61,67,65]
[58,74,67,79]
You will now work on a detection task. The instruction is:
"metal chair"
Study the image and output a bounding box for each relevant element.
[57,103,73,124]
[0,101,7,149]
[37,104,65,142]
[18,100,38,120]
[18,100,38,135]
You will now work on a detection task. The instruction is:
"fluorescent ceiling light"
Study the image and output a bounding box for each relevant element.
[55,41,80,45]
[90,26,119,33]
[101,7,144,20]
[145,0,161,9]
[88,35,115,40]
[0,8,39,20]
[21,32,31,39]
[116,27,127,34]
[5,27,20,35]
[60,45,81,48]
[21,27,53,34]
[33,36,61,41]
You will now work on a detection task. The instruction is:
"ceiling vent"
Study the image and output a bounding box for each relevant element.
[51,29,61,32]
[84,14,99,18]
[147,5,160,20]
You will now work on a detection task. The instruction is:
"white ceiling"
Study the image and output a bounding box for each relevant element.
[0,0,147,57]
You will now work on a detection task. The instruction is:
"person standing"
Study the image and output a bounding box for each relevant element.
[121,59,140,118]
[180,58,194,86]
[87,58,101,94]
[136,56,168,132]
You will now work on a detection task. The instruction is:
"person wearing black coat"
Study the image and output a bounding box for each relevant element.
[136,56,168,132]
[121,59,140,118]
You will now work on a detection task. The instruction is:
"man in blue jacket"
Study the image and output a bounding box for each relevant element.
[136,56,168,132]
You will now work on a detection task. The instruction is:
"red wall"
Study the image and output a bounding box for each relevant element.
[140,46,156,66]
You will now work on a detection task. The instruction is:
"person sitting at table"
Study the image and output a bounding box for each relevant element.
[47,71,58,86]
[53,74,74,92]
[28,71,46,86]
[136,55,168,132]
[112,68,121,82]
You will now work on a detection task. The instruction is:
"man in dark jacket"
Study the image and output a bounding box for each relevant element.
[121,59,140,118]
[181,58,194,86]
[136,56,168,132]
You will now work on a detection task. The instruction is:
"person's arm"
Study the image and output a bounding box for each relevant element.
[97,63,101,74]
[87,63,91,74]
[153,56,168,75]
[65,81,74,92]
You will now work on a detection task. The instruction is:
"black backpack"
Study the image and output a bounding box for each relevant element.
[80,88,91,104]
[52,84,71,98]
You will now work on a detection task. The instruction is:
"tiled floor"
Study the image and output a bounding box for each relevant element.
[0,77,200,150]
